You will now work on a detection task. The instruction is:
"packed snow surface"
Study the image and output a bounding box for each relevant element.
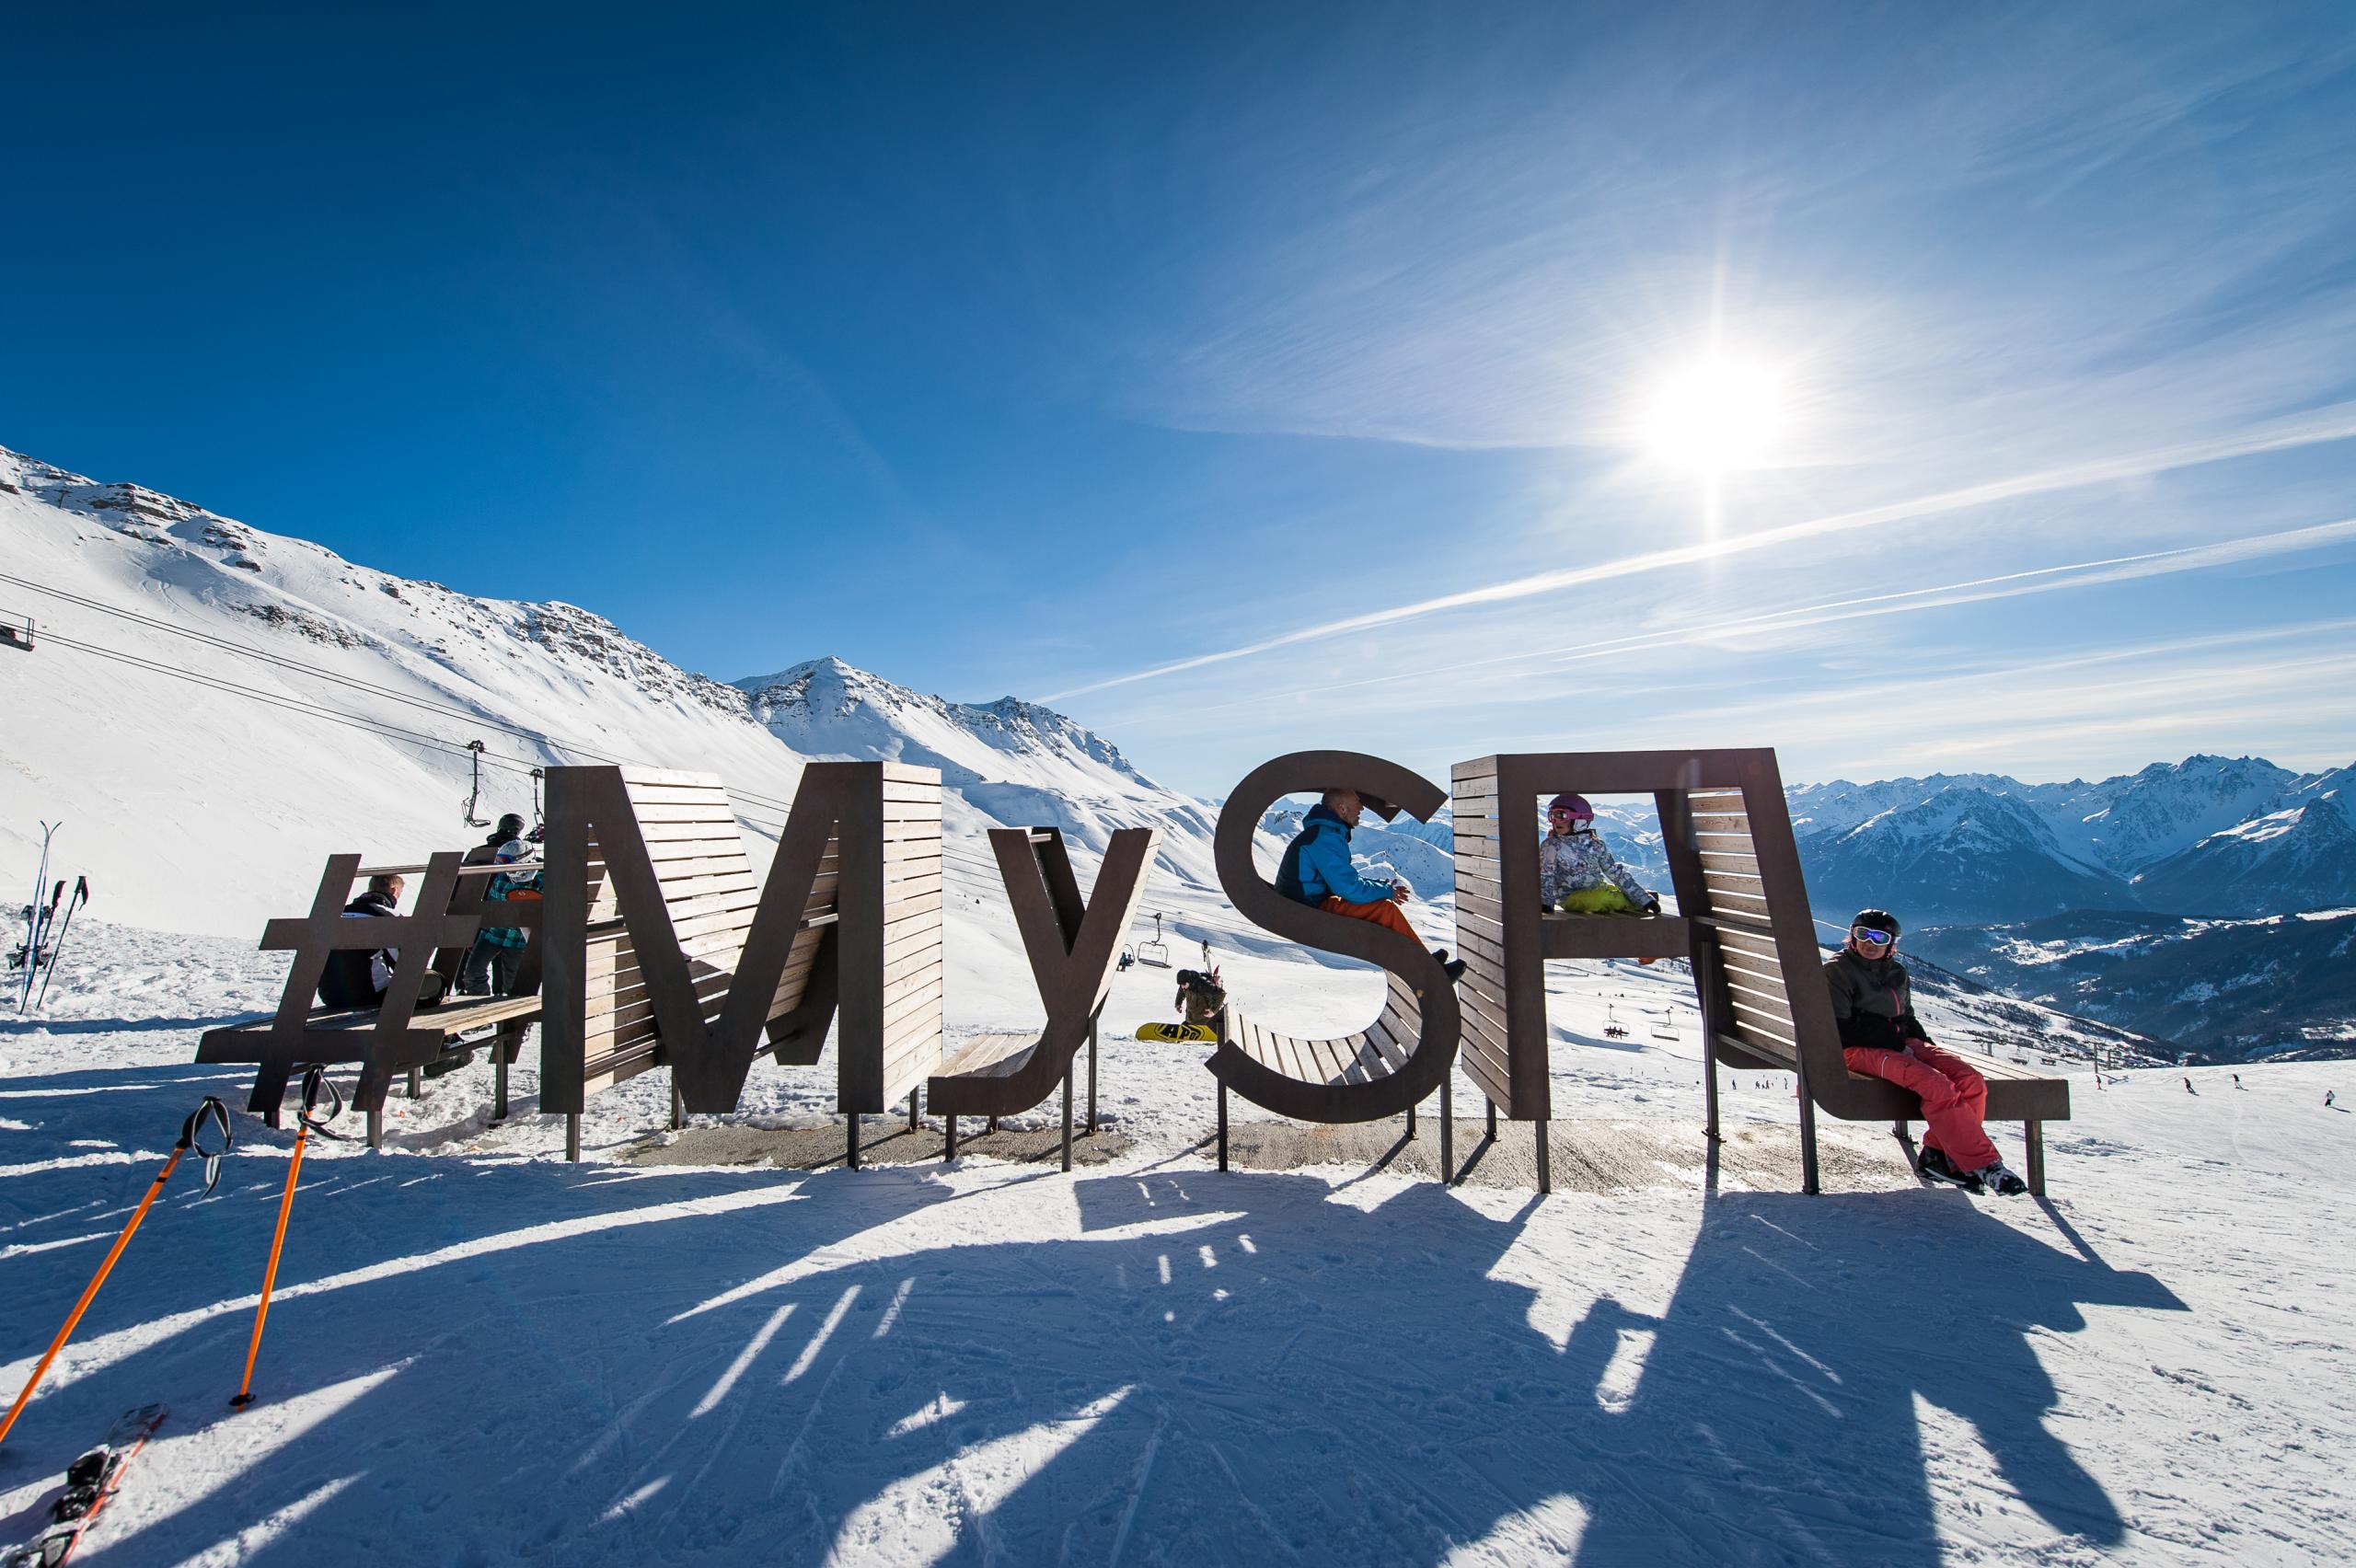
[1,921,2349,1566]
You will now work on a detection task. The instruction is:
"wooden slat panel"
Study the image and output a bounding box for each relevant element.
[883,941,941,986]
[880,996,944,1054]
[1707,888,1774,919]
[883,905,943,951]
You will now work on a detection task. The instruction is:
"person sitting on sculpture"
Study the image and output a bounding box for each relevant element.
[316,873,447,1012]
[1538,793,1660,915]
[459,838,541,997]
[1276,789,1465,983]
[1825,907,2027,1196]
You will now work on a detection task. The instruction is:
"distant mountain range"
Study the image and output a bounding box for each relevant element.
[1786,757,2356,926]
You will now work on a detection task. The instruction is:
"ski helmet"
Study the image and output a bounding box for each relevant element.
[494,813,526,840]
[494,838,531,863]
[1546,793,1594,828]
[1850,907,1900,941]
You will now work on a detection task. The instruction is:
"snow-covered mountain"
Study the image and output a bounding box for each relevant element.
[1787,755,2356,924]
[2130,788,2356,918]
[737,657,1220,889]
[0,445,808,938]
[1797,785,2132,926]
[0,444,1208,942]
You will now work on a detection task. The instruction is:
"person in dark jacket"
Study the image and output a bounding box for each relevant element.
[315,874,446,1011]
[463,814,528,870]
[459,838,539,996]
[1825,907,2026,1195]
[1276,790,1464,982]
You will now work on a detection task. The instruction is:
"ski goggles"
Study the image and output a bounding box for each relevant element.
[1851,927,1895,946]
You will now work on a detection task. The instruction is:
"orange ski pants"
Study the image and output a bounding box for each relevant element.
[1844,1040,2001,1171]
[1320,894,1420,943]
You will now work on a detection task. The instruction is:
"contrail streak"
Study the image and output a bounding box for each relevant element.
[1045,399,2356,700]
[1154,515,2356,721]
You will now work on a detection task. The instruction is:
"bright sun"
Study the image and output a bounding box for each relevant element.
[1640,357,1784,473]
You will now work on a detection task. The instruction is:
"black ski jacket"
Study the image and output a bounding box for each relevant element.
[1823,949,1933,1055]
[318,891,397,1009]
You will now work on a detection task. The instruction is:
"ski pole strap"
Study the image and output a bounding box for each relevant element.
[180,1096,234,1193]
[296,1065,347,1139]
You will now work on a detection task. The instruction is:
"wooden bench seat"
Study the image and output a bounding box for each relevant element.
[198,848,548,1148]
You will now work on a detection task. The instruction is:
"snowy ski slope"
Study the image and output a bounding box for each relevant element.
[0,920,2346,1566]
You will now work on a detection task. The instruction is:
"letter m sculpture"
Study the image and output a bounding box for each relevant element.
[537,763,945,1123]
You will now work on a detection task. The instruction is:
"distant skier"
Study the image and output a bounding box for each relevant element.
[2327,1090,2337,1109]
[1276,789,1464,983]
[2184,1078,2195,1094]
[1825,908,2028,1196]
[2234,1073,2242,1090]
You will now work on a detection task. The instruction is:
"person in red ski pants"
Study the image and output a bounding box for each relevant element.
[1824,907,2027,1196]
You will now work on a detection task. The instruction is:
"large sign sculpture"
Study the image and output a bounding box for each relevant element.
[1209,751,1463,1162]
[537,763,944,1150]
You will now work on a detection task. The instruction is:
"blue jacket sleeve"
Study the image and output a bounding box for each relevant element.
[1303,828,1396,905]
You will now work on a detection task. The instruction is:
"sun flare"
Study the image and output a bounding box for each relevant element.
[1640,357,1785,473]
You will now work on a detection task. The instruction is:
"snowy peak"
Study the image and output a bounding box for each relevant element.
[2080,754,2299,869]
[733,656,1218,888]
[734,657,1162,796]
[2132,790,2356,917]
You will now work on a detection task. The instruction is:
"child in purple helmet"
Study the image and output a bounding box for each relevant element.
[1539,794,1661,915]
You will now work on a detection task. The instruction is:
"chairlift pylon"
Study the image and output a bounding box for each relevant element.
[461,740,490,827]
[1138,912,1172,969]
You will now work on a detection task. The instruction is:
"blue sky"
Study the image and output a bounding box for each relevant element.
[6,3,2355,795]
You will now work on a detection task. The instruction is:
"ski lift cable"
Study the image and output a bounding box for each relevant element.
[0,571,813,816]
[35,629,549,781]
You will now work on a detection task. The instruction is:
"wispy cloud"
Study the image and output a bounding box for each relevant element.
[1047,404,2356,700]
[1152,515,2356,722]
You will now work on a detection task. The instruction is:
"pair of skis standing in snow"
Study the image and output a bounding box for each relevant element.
[8,823,89,1015]
[0,1073,344,1564]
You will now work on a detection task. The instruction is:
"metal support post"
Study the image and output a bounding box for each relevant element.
[1061,1068,1074,1173]
[908,1089,919,1133]
[1439,1075,1452,1184]
[945,1114,959,1159]
[1535,1118,1551,1194]
[565,1113,580,1162]
[847,1113,860,1170]
[1086,1018,1099,1134]
[1217,1080,1229,1171]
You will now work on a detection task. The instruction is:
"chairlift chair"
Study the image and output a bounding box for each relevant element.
[1137,912,1172,969]
[0,611,31,652]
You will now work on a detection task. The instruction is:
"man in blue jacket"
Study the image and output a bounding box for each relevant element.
[1276,790,1465,982]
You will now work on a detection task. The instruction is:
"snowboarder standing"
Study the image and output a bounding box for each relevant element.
[1825,908,2028,1196]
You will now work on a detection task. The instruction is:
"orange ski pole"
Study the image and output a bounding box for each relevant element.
[0,1097,231,1450]
[232,1067,340,1409]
